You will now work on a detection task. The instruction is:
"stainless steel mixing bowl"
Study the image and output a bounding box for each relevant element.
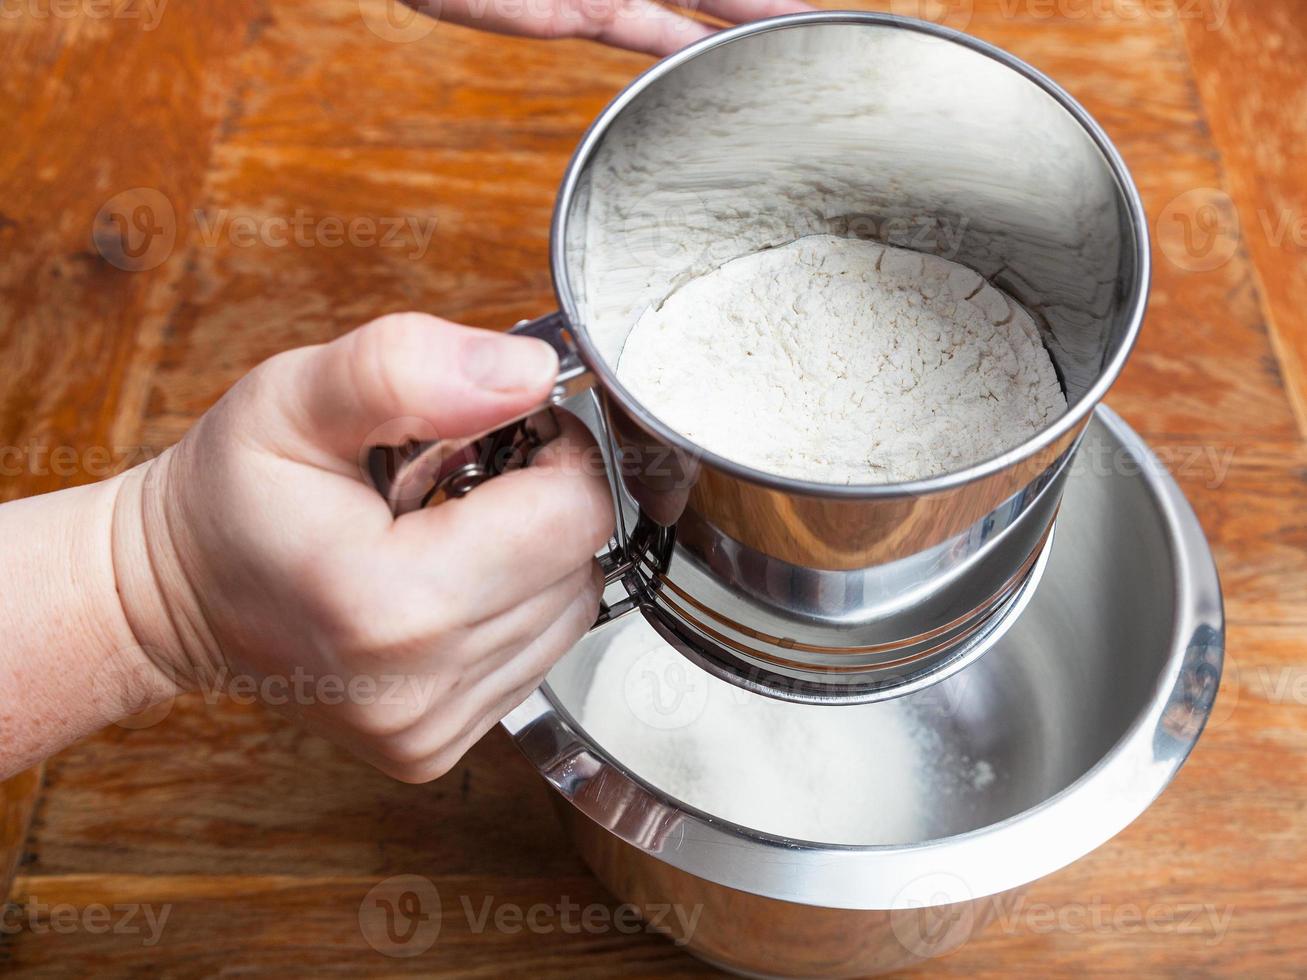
[374,12,1149,702]
[503,408,1223,977]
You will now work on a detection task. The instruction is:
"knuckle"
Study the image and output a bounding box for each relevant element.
[351,711,402,741]
[580,474,617,551]
[578,0,623,32]
[351,313,439,415]
[388,745,460,784]
[421,748,461,782]
[581,563,606,612]
[348,691,429,740]
[360,311,437,345]
[246,348,297,392]
[291,554,468,665]
[561,585,602,644]
[536,466,616,558]
[227,348,303,422]
[379,737,428,770]
[487,674,550,730]
[371,723,444,775]
[384,760,438,785]
[534,440,616,552]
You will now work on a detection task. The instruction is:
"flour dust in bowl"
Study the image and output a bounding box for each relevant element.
[466,11,1217,978]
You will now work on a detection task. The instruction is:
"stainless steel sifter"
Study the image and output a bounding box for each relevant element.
[370,12,1149,704]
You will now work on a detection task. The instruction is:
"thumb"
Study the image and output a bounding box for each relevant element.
[278,312,558,465]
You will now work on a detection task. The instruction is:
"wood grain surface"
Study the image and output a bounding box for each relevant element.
[1,0,1305,975]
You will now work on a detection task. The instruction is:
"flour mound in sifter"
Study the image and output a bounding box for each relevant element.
[615,235,1066,484]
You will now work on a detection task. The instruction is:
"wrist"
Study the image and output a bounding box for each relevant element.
[0,471,181,777]
[109,452,214,700]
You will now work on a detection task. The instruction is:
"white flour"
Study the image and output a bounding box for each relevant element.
[616,236,1066,483]
[577,617,997,845]
[580,31,1119,399]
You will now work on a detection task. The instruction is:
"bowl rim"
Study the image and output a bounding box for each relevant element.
[548,10,1152,500]
[501,406,1225,909]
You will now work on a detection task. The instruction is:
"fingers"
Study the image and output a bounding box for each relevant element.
[583,0,715,57]
[384,411,615,617]
[447,582,606,764]
[379,580,604,783]
[462,561,604,676]
[577,0,815,57]
[429,0,814,57]
[274,312,558,465]
[668,0,815,25]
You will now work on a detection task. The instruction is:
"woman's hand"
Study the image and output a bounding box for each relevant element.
[416,0,815,58]
[109,313,614,782]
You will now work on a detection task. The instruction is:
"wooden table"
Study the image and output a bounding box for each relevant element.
[2,0,1305,974]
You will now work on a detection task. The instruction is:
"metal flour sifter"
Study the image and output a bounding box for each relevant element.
[369,12,1149,705]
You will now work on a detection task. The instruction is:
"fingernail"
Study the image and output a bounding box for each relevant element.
[462,332,558,392]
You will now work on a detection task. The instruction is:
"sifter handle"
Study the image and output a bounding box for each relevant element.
[367,312,594,516]
[365,312,643,625]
